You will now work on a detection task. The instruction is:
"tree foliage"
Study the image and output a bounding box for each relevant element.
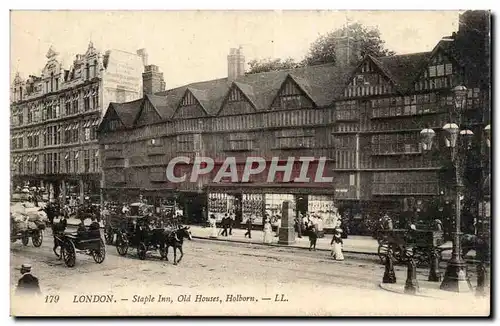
[303,22,396,66]
[247,57,303,74]
[246,22,395,74]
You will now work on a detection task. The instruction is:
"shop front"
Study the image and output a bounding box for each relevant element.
[206,184,339,231]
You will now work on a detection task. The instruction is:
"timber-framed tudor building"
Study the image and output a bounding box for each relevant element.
[88,12,491,232]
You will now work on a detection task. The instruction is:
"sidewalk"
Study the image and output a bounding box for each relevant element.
[188,225,379,254]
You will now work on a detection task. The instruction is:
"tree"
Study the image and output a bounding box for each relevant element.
[246,57,303,74]
[246,22,395,74]
[303,22,395,66]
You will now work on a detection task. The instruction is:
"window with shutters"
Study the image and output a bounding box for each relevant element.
[275,129,315,149]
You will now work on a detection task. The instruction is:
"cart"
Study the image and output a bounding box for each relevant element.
[377,229,445,266]
[115,215,169,261]
[54,225,106,267]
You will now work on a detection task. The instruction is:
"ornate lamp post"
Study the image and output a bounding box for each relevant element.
[420,85,474,292]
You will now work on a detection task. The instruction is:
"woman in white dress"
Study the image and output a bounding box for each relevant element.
[263,219,273,244]
[330,227,344,261]
[209,214,218,238]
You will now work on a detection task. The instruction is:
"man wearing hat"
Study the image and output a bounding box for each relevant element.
[16,263,41,296]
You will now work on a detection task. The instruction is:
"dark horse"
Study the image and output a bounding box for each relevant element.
[42,202,60,226]
[51,218,68,259]
[162,226,192,265]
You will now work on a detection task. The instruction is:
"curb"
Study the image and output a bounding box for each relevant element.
[192,235,379,256]
[378,282,444,299]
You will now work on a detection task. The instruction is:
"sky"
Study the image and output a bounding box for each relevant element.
[10,10,462,89]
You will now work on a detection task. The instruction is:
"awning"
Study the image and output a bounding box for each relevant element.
[35,130,40,136]
[27,157,32,162]
[65,154,69,160]
[73,124,79,130]
[95,150,99,157]
[65,125,71,131]
[33,156,37,162]
[84,121,91,128]
[92,119,100,126]
[75,152,79,159]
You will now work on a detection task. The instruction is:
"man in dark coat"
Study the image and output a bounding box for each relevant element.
[244,215,253,239]
[16,264,41,296]
[220,214,229,237]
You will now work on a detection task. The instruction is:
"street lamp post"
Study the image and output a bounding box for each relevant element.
[420,85,474,292]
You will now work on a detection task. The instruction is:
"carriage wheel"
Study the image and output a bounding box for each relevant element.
[116,235,129,256]
[32,230,43,247]
[21,233,29,246]
[104,230,111,245]
[377,243,389,264]
[137,243,147,260]
[62,240,76,268]
[92,239,106,264]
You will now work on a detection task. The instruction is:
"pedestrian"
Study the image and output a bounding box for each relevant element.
[295,214,302,238]
[220,214,229,237]
[275,214,281,237]
[16,264,41,296]
[330,227,344,261]
[307,223,318,251]
[263,218,272,244]
[229,213,235,236]
[209,214,218,238]
[244,215,253,239]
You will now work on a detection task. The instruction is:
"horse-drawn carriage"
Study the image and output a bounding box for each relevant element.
[377,228,445,266]
[52,220,106,267]
[115,215,192,264]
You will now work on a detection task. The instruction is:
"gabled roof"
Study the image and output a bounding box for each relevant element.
[370,52,431,92]
[109,99,143,127]
[145,94,174,120]
[233,81,258,110]
[187,87,210,115]
[156,62,352,115]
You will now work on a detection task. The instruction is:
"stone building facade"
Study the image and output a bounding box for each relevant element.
[10,43,165,204]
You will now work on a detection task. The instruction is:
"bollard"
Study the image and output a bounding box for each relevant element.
[404,256,419,295]
[475,262,486,297]
[383,249,397,284]
[428,249,442,282]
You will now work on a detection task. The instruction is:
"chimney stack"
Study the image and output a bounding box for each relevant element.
[227,46,245,80]
[143,64,166,95]
[137,48,149,67]
[334,36,361,67]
